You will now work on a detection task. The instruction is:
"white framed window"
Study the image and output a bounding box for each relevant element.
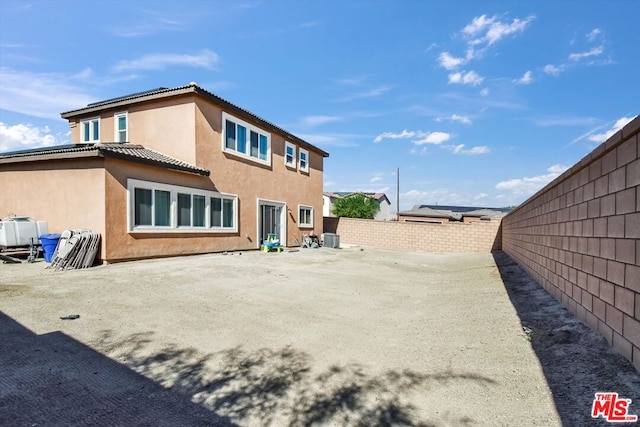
[299,148,309,173]
[128,179,237,233]
[114,112,128,143]
[298,205,313,228]
[284,141,296,168]
[222,112,271,165]
[80,117,100,143]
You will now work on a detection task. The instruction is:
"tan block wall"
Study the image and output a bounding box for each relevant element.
[325,217,502,252]
[501,116,640,370]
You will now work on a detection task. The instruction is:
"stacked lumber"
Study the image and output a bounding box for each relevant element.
[48,230,100,271]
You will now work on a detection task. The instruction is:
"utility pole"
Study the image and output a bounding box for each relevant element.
[396,167,400,220]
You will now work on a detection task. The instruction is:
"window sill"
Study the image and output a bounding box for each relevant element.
[223,148,271,167]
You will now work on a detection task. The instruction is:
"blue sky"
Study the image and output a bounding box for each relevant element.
[1,1,638,211]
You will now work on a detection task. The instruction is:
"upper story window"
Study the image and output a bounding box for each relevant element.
[299,148,309,173]
[81,118,100,143]
[115,112,128,143]
[284,141,296,168]
[222,112,270,165]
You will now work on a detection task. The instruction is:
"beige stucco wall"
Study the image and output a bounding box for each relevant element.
[0,159,106,257]
[194,98,324,247]
[68,95,197,165]
[103,158,254,261]
[59,90,325,260]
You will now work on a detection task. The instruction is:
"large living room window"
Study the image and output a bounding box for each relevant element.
[222,112,270,165]
[81,117,100,143]
[128,179,237,232]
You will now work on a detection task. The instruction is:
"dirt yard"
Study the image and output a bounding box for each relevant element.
[1,247,639,426]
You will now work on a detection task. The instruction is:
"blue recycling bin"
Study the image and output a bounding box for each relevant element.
[39,233,61,262]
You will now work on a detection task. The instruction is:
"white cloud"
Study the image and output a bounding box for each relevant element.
[401,189,466,208]
[444,144,490,155]
[374,129,451,145]
[370,172,384,183]
[0,67,96,119]
[438,52,466,70]
[495,164,569,196]
[568,45,604,62]
[474,192,489,201]
[113,49,219,72]
[300,115,341,127]
[374,129,417,143]
[414,132,451,145]
[463,14,535,46]
[111,14,187,38]
[0,122,65,153]
[336,85,392,102]
[299,21,319,28]
[448,70,484,86]
[586,28,602,42]
[479,88,489,97]
[447,114,472,125]
[463,15,497,37]
[515,70,533,84]
[336,75,368,85]
[298,133,360,147]
[588,116,636,143]
[543,64,563,76]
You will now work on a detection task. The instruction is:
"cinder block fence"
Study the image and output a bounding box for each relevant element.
[501,116,640,370]
[323,216,502,253]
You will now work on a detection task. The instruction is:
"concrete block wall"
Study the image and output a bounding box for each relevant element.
[324,217,502,253]
[501,116,640,370]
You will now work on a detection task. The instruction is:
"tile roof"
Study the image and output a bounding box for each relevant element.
[61,83,329,158]
[0,143,210,176]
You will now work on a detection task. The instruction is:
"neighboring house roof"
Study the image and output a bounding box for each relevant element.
[398,205,511,221]
[323,191,390,204]
[414,205,513,214]
[60,83,329,158]
[0,143,210,176]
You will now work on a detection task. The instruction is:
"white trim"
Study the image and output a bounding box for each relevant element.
[80,117,100,142]
[127,179,238,233]
[299,147,309,173]
[284,141,296,169]
[256,198,287,248]
[114,111,128,143]
[298,204,314,228]
[222,111,271,166]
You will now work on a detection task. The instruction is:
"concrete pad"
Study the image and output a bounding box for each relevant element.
[1,247,638,425]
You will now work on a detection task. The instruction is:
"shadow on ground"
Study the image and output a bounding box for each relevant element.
[94,331,494,426]
[0,311,231,426]
[1,311,494,426]
[492,251,640,426]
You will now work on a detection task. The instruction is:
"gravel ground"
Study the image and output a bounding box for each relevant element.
[0,246,638,426]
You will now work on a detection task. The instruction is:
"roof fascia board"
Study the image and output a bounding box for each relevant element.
[0,150,100,164]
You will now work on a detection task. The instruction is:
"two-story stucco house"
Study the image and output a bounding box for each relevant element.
[0,83,329,262]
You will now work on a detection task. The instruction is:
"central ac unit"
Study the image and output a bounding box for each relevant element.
[323,233,340,249]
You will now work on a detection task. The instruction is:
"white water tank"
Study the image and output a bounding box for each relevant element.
[0,217,49,247]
